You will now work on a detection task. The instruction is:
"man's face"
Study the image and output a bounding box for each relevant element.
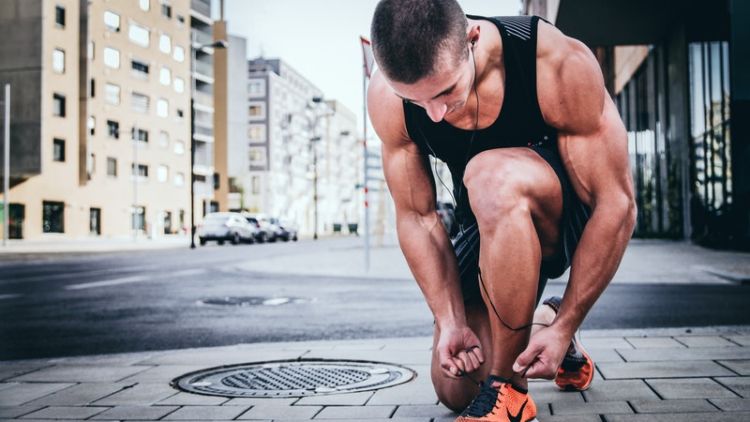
[388,46,474,123]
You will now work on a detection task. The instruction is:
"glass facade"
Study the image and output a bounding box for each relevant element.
[688,41,732,244]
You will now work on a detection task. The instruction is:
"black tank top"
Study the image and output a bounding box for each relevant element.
[403,15,557,226]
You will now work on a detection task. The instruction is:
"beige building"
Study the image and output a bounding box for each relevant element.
[0,0,195,240]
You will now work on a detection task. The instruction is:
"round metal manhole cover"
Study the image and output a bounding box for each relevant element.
[171,359,416,397]
[197,296,313,307]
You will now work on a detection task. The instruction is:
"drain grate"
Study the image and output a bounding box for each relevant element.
[171,359,416,397]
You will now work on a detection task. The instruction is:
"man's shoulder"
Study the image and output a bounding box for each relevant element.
[367,71,411,148]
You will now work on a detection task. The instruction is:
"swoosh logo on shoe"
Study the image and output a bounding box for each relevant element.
[506,399,528,422]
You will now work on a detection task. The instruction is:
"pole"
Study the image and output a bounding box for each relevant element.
[362,65,370,271]
[133,122,138,241]
[2,84,9,246]
[190,98,196,248]
[313,142,318,240]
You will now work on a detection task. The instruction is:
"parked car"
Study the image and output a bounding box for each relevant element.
[197,212,257,246]
[436,202,458,237]
[274,217,299,241]
[242,213,280,243]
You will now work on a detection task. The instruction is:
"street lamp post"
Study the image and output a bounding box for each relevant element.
[2,84,9,246]
[190,40,227,249]
[311,135,320,240]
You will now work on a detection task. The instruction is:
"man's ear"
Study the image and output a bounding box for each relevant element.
[467,24,481,46]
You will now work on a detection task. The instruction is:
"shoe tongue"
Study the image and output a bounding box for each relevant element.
[486,375,512,388]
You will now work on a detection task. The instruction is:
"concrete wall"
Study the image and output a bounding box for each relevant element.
[226,34,247,181]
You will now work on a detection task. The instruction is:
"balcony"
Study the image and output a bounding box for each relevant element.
[193,59,213,79]
[191,0,211,19]
[191,29,214,48]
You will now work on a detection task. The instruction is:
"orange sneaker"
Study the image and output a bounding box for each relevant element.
[455,375,538,422]
[542,296,595,391]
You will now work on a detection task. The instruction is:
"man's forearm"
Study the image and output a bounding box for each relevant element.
[553,200,636,337]
[397,211,467,328]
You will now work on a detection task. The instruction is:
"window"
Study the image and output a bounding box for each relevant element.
[55,5,65,27]
[159,131,169,148]
[248,124,266,142]
[172,45,184,62]
[42,201,65,233]
[248,80,266,97]
[159,67,171,85]
[132,206,145,231]
[90,208,101,235]
[139,0,150,11]
[249,147,266,165]
[52,48,65,73]
[131,59,149,77]
[89,78,95,98]
[105,83,120,105]
[103,47,120,68]
[173,77,184,93]
[53,93,65,117]
[107,120,119,139]
[174,172,185,186]
[176,108,184,119]
[131,92,149,113]
[88,116,95,135]
[174,140,185,155]
[251,176,260,194]
[128,23,150,47]
[159,34,171,54]
[132,128,149,143]
[157,165,169,182]
[156,98,168,117]
[132,163,149,178]
[248,102,265,119]
[53,138,65,162]
[107,157,117,176]
[177,14,185,24]
[161,3,172,18]
[104,11,120,32]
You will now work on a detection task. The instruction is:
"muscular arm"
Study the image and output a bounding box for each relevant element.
[538,25,637,339]
[368,71,467,329]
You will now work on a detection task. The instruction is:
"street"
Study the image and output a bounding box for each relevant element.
[1,237,749,360]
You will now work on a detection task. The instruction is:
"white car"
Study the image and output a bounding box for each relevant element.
[197,212,258,246]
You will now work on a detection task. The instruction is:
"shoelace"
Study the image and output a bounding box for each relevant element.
[461,381,505,417]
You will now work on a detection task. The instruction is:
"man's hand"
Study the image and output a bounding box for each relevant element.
[512,325,570,379]
[436,324,485,379]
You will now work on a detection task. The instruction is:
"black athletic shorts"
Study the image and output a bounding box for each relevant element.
[452,144,592,305]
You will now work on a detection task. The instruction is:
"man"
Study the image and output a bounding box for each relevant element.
[367,1,636,421]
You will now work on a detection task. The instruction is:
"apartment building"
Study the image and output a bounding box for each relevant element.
[0,0,194,240]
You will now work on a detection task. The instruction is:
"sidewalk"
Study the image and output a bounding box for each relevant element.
[236,237,750,285]
[0,235,191,255]
[1,326,749,421]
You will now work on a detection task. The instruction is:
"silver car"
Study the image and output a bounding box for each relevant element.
[197,212,258,246]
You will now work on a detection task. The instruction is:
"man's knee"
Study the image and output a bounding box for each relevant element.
[463,153,533,228]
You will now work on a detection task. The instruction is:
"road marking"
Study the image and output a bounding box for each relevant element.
[64,268,207,290]
[65,275,148,290]
[0,293,21,300]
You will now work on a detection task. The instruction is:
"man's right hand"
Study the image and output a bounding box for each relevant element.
[436,324,485,379]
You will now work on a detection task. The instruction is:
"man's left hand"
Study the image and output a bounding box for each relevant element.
[512,325,570,379]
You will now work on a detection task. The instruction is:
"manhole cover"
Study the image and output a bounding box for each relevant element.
[171,359,416,397]
[197,296,312,306]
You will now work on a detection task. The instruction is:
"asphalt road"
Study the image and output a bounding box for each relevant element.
[1,239,749,360]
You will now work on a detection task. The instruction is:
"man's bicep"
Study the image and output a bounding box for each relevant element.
[382,142,437,217]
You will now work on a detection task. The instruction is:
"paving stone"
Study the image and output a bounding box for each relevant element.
[606,413,750,422]
[90,405,179,420]
[710,398,750,411]
[26,382,131,406]
[391,404,454,418]
[577,337,633,349]
[139,349,303,366]
[295,391,373,406]
[237,404,322,419]
[93,383,178,405]
[626,337,686,349]
[582,379,659,402]
[619,347,750,362]
[301,350,431,366]
[675,335,739,348]
[0,382,74,405]
[314,405,395,419]
[223,397,298,406]
[0,363,52,382]
[9,365,150,383]
[542,416,601,422]
[629,398,716,413]
[716,376,750,398]
[726,335,750,346]
[367,381,437,405]
[21,405,108,419]
[586,347,625,363]
[719,360,750,375]
[162,405,248,420]
[528,382,585,405]
[157,391,229,405]
[597,361,733,379]
[550,400,633,415]
[119,365,205,383]
[0,406,44,418]
[646,378,738,399]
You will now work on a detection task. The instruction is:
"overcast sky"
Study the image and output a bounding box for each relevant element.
[216,0,522,137]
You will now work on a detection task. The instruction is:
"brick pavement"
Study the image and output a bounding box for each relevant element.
[1,326,749,421]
